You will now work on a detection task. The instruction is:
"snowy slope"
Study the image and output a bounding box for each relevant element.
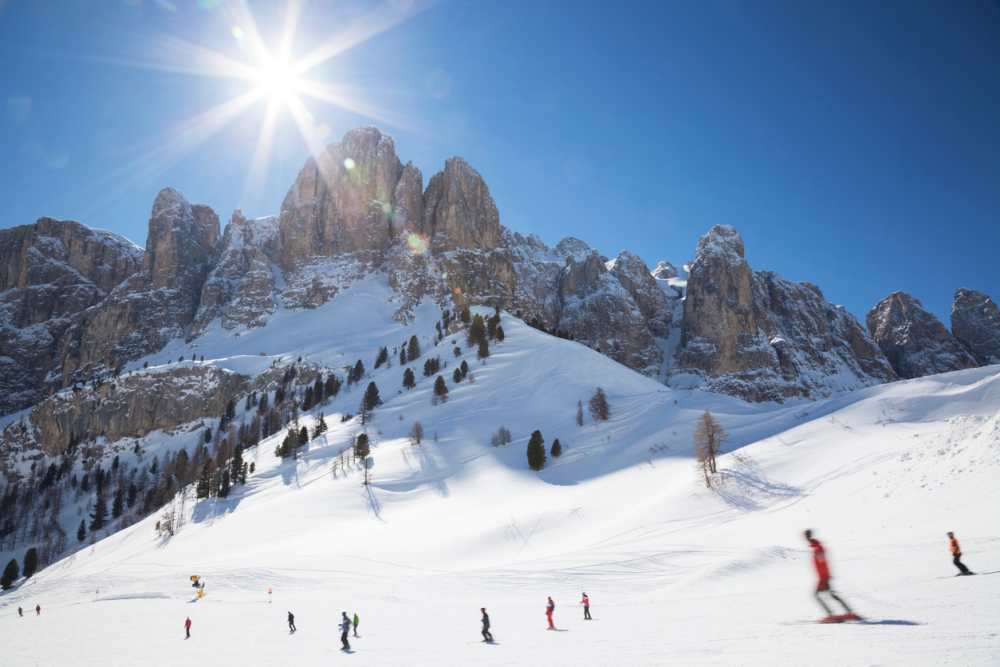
[1,279,999,665]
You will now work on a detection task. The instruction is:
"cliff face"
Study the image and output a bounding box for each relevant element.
[0,219,143,413]
[672,226,894,401]
[867,292,979,379]
[951,288,1000,366]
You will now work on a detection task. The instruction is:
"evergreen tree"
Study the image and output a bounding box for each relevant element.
[477,336,490,360]
[112,486,124,519]
[313,413,328,439]
[551,439,562,458]
[324,374,342,398]
[422,357,440,377]
[460,360,469,378]
[362,382,382,412]
[1,558,18,589]
[127,483,138,508]
[588,387,610,421]
[303,386,315,411]
[298,425,309,446]
[354,434,371,485]
[90,487,108,531]
[399,347,407,366]
[196,461,213,498]
[23,547,38,579]
[487,312,500,339]
[452,367,463,383]
[258,392,270,414]
[218,469,231,498]
[453,345,462,357]
[527,430,546,471]
[374,346,388,369]
[407,335,421,362]
[230,444,245,483]
[467,314,486,347]
[312,377,324,404]
[402,367,416,389]
[496,325,505,342]
[77,520,86,543]
[350,359,365,384]
[409,421,424,445]
[432,375,449,404]
[460,305,471,324]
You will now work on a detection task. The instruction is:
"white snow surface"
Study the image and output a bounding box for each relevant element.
[2,278,999,665]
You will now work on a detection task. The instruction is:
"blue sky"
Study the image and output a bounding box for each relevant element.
[1,0,998,323]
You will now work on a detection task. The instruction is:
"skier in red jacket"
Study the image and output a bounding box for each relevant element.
[805,529,857,622]
[184,616,192,639]
[545,596,556,630]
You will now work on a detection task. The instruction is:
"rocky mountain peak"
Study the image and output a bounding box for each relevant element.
[145,187,219,290]
[422,156,502,252]
[554,237,592,261]
[951,288,1000,365]
[866,291,978,379]
[652,260,678,280]
[693,224,744,265]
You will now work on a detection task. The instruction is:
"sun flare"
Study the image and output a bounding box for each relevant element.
[252,57,302,106]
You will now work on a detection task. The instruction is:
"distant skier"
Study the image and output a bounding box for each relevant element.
[35,604,40,616]
[339,612,351,650]
[804,529,857,622]
[546,596,556,630]
[184,616,192,639]
[17,606,23,617]
[480,607,493,642]
[268,586,273,603]
[353,612,359,637]
[288,611,296,633]
[947,532,974,575]
[581,592,591,620]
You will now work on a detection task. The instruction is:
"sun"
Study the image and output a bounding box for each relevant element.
[252,57,301,106]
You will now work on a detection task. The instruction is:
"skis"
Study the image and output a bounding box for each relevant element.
[820,613,861,624]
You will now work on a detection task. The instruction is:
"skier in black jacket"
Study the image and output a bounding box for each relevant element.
[288,611,296,632]
[481,608,493,642]
[340,612,352,650]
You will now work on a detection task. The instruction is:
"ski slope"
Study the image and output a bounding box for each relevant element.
[2,281,999,665]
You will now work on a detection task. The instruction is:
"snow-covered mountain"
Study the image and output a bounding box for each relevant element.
[1,292,998,664]
[1,127,999,666]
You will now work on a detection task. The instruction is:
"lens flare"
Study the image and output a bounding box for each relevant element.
[232,26,244,41]
[406,233,428,255]
[343,158,356,170]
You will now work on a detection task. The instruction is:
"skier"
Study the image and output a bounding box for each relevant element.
[17,606,23,617]
[352,611,359,637]
[35,604,40,616]
[287,611,296,633]
[804,529,857,622]
[581,592,591,620]
[481,607,493,642]
[268,586,273,603]
[545,596,556,630]
[339,612,351,651]
[947,532,974,575]
[184,616,192,639]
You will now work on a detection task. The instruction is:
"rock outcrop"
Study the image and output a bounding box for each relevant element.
[0,219,143,413]
[193,212,280,332]
[951,289,1000,366]
[673,225,894,401]
[866,291,978,379]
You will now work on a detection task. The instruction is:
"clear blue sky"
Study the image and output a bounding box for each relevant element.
[2,0,998,323]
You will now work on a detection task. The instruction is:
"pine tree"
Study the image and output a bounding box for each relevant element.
[303,386,315,411]
[112,486,124,519]
[432,375,449,404]
[351,359,365,384]
[460,360,469,378]
[588,387,610,421]
[460,305,471,324]
[312,377,324,404]
[362,382,382,411]
[90,487,108,531]
[374,346,388,369]
[402,367,416,389]
[298,425,309,446]
[399,347,407,366]
[1,558,18,589]
[467,314,486,347]
[77,519,86,543]
[527,430,546,471]
[452,367,463,383]
[218,469,231,498]
[409,421,424,445]
[196,461,213,498]
[477,336,490,360]
[127,483,138,508]
[487,312,500,339]
[694,410,726,488]
[325,374,342,398]
[551,439,562,458]
[407,335,421,362]
[354,434,371,485]
[496,325,505,342]
[313,413,328,439]
[23,547,38,579]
